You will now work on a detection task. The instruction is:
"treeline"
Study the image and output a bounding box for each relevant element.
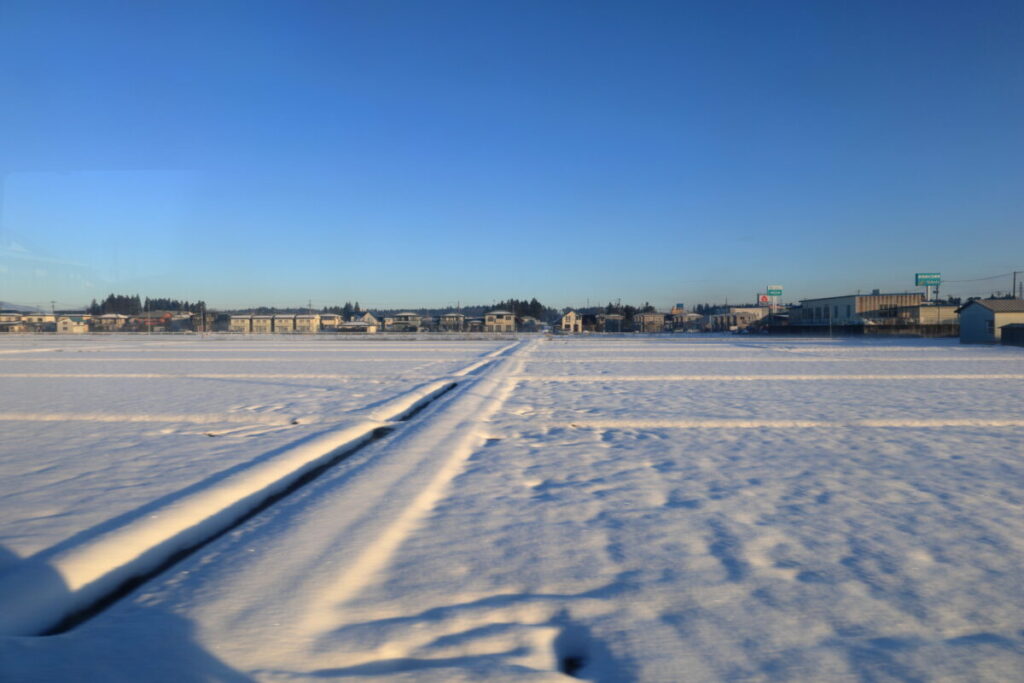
[494,298,550,320]
[322,302,363,318]
[600,302,656,321]
[87,294,206,316]
[366,298,558,321]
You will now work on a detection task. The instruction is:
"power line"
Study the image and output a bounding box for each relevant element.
[944,271,1017,283]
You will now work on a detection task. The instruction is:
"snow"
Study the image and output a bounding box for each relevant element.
[0,336,509,561]
[1,335,1023,680]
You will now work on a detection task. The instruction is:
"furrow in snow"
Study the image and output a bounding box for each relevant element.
[296,341,532,635]
[0,345,519,637]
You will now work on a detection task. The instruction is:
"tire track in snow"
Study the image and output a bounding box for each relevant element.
[299,340,535,635]
[0,342,521,637]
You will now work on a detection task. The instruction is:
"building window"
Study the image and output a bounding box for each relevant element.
[986,320,995,334]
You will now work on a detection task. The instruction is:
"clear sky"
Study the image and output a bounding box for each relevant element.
[2,0,1022,310]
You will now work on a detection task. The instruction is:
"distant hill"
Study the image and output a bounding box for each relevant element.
[0,302,44,313]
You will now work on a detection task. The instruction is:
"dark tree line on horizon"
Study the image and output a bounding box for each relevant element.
[87,294,208,316]
[80,292,993,321]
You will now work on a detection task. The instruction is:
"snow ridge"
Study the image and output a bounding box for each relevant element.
[0,342,520,637]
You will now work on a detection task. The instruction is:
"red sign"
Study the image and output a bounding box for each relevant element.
[758,294,769,304]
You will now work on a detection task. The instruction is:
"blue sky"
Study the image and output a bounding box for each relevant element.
[2,0,1022,310]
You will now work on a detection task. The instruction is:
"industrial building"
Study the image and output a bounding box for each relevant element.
[795,292,925,325]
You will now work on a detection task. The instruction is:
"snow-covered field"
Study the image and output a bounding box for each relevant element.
[1,335,1022,681]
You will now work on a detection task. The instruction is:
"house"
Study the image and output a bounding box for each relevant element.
[634,311,666,333]
[439,312,466,332]
[338,321,378,334]
[673,312,704,331]
[596,313,624,333]
[131,311,175,331]
[0,313,25,333]
[21,314,55,325]
[518,316,542,332]
[294,314,321,334]
[230,315,253,333]
[485,310,515,333]
[319,314,342,330]
[92,313,129,331]
[251,315,274,334]
[956,299,1024,344]
[389,312,421,332]
[273,315,296,333]
[560,311,583,333]
[57,316,89,334]
[708,307,767,332]
[21,314,56,333]
[795,292,924,325]
[467,317,485,332]
[169,313,195,332]
[191,311,216,333]
[356,311,379,326]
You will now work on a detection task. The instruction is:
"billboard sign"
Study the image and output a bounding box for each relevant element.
[758,294,770,304]
[915,273,941,286]
[767,286,783,296]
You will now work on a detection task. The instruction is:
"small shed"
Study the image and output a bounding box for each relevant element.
[956,299,1024,344]
[1000,323,1024,348]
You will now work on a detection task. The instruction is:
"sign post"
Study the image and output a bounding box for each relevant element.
[766,285,783,313]
[915,273,941,302]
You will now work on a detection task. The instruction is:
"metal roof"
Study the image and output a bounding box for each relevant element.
[957,299,1024,313]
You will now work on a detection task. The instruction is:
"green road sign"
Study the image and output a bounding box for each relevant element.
[767,288,783,296]
[915,273,941,286]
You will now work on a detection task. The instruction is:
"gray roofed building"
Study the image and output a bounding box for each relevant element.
[956,299,1024,344]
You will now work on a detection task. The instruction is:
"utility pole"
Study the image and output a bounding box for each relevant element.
[50,300,55,316]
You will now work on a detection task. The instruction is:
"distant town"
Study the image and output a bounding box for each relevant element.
[2,287,1024,346]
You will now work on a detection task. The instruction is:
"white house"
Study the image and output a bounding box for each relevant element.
[485,310,515,333]
[560,311,582,333]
